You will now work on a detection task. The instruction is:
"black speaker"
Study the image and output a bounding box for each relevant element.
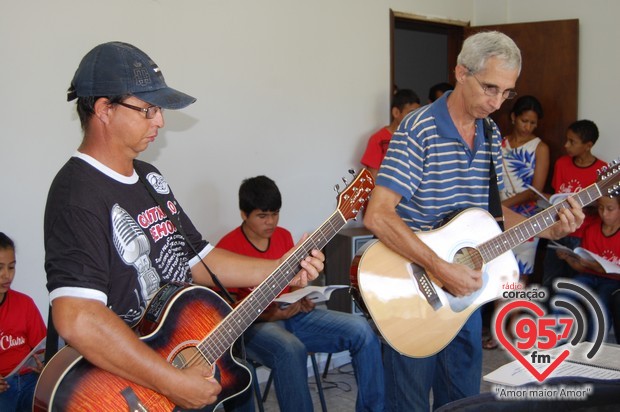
[324,227,374,314]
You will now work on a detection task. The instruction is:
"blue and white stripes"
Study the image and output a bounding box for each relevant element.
[376,94,504,231]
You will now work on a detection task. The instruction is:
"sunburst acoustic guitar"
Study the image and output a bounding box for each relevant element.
[34,169,374,412]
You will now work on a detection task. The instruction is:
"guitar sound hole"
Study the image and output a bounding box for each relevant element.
[171,346,210,370]
[453,247,483,271]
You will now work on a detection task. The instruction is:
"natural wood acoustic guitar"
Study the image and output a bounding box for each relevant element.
[351,161,620,358]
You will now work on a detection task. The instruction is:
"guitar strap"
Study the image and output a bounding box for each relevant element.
[134,161,236,306]
[44,307,60,363]
[483,117,505,231]
[135,162,247,360]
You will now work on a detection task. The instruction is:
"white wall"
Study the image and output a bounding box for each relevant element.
[1,0,618,320]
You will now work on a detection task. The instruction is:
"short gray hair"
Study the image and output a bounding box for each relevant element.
[457,31,521,75]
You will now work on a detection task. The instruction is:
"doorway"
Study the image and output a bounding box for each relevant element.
[391,12,464,104]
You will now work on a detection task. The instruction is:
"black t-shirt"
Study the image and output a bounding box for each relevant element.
[44,154,210,326]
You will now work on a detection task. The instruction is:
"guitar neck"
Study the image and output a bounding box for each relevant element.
[479,183,602,262]
[197,211,347,363]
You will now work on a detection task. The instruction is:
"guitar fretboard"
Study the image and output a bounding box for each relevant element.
[197,212,347,363]
[478,184,602,263]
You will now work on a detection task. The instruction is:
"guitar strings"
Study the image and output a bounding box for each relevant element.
[173,205,360,371]
[453,247,483,269]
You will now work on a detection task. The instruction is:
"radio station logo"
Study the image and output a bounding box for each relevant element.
[493,280,607,384]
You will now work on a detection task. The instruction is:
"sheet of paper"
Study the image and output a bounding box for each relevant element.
[549,192,572,205]
[484,358,620,386]
[547,240,574,253]
[526,184,551,208]
[6,337,46,378]
[569,342,620,370]
[574,247,620,274]
[483,342,620,386]
[274,285,348,304]
[547,243,620,275]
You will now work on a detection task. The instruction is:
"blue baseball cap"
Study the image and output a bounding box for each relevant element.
[67,42,196,109]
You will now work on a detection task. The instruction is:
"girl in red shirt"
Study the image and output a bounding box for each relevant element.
[0,233,46,411]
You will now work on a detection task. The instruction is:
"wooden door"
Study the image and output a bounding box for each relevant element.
[465,20,579,192]
[468,20,579,285]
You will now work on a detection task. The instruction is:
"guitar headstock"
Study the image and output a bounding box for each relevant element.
[335,169,375,221]
[597,159,620,197]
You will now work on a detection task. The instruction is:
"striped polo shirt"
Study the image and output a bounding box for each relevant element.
[376,91,504,231]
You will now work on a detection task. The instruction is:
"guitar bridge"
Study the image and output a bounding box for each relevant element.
[121,387,149,412]
[410,263,442,311]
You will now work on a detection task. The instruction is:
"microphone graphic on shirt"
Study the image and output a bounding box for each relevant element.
[111,204,159,303]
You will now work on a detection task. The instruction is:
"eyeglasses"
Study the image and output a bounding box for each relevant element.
[469,71,517,100]
[117,102,162,119]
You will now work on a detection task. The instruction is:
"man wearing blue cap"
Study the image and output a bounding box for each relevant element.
[42,42,324,410]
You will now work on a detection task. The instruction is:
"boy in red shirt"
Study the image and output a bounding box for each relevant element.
[360,89,420,179]
[557,196,620,340]
[218,176,384,412]
[542,120,607,290]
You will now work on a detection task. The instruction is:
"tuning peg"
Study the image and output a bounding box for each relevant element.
[348,169,356,176]
[353,205,366,220]
[342,177,349,185]
[334,184,340,193]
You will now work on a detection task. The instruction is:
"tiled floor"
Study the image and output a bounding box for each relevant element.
[252,346,513,411]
